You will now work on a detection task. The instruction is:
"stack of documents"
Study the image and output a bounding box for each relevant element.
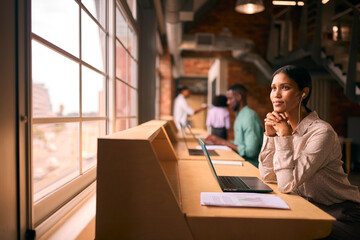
[201,192,290,209]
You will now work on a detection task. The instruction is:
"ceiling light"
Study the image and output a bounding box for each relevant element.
[272,1,305,6]
[235,0,265,14]
[272,1,296,6]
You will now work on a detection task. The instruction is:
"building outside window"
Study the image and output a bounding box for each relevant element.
[30,0,138,233]
[115,3,138,131]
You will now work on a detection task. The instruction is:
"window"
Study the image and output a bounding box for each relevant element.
[115,4,138,131]
[30,0,138,231]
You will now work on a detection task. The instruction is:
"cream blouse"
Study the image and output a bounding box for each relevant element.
[259,111,360,205]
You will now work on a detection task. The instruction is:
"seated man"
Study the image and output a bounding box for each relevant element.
[205,84,263,167]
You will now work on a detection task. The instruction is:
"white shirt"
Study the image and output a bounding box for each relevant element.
[173,93,194,129]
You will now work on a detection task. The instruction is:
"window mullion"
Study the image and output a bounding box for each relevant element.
[79,3,83,175]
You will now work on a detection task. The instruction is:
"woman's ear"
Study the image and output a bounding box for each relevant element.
[303,87,310,99]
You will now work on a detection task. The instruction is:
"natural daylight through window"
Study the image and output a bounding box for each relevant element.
[30,0,138,229]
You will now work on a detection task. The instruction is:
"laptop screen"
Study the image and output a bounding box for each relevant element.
[198,138,221,183]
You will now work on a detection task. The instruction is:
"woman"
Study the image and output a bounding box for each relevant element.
[206,94,230,139]
[259,65,360,239]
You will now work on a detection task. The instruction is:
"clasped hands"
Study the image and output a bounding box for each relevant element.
[264,111,292,137]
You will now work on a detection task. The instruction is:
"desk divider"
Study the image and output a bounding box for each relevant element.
[141,119,178,143]
[96,124,193,239]
[96,119,334,239]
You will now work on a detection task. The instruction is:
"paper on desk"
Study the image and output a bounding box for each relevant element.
[212,160,243,166]
[195,145,231,150]
[201,192,290,209]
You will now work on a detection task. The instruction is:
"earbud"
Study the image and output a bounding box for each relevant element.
[301,93,305,99]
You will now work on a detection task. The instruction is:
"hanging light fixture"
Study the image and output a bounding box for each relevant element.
[235,0,265,14]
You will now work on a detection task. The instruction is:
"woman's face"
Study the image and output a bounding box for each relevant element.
[270,72,302,113]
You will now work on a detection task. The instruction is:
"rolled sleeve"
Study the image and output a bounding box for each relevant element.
[274,136,295,170]
[273,136,296,192]
[259,135,277,183]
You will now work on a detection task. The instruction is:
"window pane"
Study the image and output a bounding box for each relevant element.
[81,0,106,28]
[132,60,138,88]
[82,120,106,172]
[116,40,127,80]
[116,81,128,117]
[126,0,137,19]
[82,66,106,117]
[128,27,133,58]
[32,40,79,118]
[129,118,137,128]
[128,56,138,87]
[116,7,127,47]
[128,88,137,116]
[32,0,79,57]
[33,123,80,202]
[131,32,138,59]
[82,10,106,72]
[115,119,128,131]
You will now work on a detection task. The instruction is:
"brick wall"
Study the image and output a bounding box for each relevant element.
[158,0,360,140]
[185,0,271,56]
[183,57,213,76]
[159,52,172,117]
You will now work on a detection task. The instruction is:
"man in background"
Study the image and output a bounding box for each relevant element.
[205,84,263,167]
[173,86,207,130]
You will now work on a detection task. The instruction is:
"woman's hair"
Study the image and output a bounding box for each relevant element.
[212,95,227,107]
[272,65,312,112]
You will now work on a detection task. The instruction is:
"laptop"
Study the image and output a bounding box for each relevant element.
[185,124,201,141]
[180,124,218,156]
[198,138,273,193]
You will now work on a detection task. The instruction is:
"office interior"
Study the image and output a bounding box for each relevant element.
[1,0,360,239]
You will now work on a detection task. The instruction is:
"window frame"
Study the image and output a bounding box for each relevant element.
[114,1,138,130]
[30,0,110,229]
[28,0,139,234]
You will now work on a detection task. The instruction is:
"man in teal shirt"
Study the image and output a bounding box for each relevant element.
[205,84,263,167]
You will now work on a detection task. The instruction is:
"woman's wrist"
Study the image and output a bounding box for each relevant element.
[277,128,292,137]
[264,131,276,137]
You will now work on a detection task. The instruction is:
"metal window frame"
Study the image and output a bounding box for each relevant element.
[30,0,110,231]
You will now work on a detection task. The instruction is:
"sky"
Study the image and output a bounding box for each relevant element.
[32,0,104,116]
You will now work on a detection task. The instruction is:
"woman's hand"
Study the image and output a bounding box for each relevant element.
[264,112,292,137]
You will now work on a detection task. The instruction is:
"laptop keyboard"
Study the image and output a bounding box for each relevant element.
[219,176,250,190]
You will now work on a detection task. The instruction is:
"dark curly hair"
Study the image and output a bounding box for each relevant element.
[212,95,227,107]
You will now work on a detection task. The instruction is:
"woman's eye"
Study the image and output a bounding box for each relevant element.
[281,86,289,90]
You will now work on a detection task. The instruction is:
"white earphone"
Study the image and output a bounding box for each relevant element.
[298,93,306,125]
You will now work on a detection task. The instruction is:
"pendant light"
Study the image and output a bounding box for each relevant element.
[235,0,265,14]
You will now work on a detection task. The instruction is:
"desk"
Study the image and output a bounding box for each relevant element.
[176,128,208,141]
[179,160,335,240]
[173,141,243,161]
[96,120,334,240]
